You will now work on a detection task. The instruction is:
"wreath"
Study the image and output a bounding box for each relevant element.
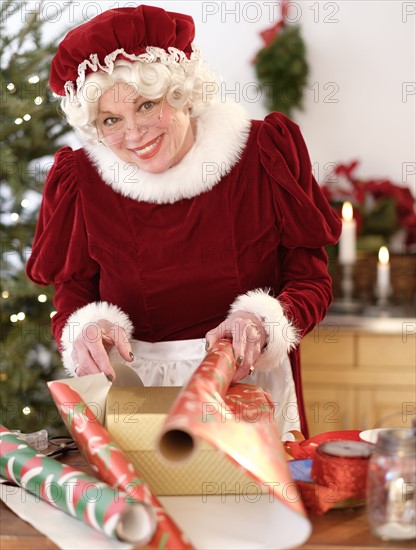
[254,3,308,117]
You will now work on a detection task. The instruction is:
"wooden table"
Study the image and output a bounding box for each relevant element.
[1,452,414,550]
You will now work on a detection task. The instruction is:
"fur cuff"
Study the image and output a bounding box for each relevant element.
[60,302,134,376]
[228,289,299,372]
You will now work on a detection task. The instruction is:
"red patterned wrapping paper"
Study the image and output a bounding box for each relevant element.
[0,425,154,544]
[158,339,307,518]
[48,380,194,550]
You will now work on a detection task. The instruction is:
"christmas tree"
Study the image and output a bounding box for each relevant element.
[1,1,74,434]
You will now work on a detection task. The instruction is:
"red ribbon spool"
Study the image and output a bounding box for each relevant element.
[284,430,362,459]
[297,440,372,515]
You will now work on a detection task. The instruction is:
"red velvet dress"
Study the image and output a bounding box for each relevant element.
[27,111,342,437]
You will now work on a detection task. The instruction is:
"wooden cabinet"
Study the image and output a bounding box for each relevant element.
[301,318,416,436]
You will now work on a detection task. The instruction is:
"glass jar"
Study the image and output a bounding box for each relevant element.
[367,428,416,540]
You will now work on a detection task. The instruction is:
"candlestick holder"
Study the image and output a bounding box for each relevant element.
[330,263,363,314]
[376,282,392,308]
[363,284,397,317]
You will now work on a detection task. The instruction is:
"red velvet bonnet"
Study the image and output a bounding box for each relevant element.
[50,4,197,97]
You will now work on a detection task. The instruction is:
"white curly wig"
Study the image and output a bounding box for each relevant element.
[60,57,220,144]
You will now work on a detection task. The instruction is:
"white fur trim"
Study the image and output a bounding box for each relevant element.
[60,302,134,377]
[84,101,251,204]
[65,45,201,101]
[228,289,300,373]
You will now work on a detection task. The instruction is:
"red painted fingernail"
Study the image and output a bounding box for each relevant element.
[129,352,134,361]
[106,374,114,382]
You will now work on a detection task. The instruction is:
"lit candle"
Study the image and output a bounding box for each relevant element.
[377,246,391,301]
[338,201,356,265]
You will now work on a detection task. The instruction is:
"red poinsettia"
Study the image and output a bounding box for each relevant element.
[321,161,416,249]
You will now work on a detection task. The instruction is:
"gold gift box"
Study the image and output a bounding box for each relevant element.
[106,386,263,496]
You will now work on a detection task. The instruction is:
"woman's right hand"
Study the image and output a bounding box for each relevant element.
[71,319,134,380]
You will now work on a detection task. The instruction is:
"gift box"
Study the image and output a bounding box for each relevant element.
[106,385,262,496]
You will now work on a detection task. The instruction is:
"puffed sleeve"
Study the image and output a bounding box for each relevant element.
[26,147,98,286]
[229,113,341,372]
[258,112,341,248]
[26,147,133,375]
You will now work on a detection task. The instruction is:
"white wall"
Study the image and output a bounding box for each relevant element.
[14,0,416,189]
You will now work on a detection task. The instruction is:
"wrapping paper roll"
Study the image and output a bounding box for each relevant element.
[48,380,194,550]
[158,340,308,517]
[0,426,155,545]
[158,339,236,461]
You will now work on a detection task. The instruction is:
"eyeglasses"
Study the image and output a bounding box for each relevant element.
[96,97,164,147]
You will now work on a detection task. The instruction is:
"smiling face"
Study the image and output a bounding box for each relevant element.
[96,82,195,173]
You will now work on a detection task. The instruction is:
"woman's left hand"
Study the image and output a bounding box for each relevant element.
[205,310,267,383]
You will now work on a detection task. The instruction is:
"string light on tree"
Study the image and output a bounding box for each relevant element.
[7,83,16,92]
[10,312,26,322]
[38,294,47,302]
[21,199,29,208]
[22,406,31,416]
[2,291,9,299]
[28,75,40,84]
[23,114,31,121]
[14,118,23,125]
[34,96,43,105]
[10,213,20,221]
[50,311,57,318]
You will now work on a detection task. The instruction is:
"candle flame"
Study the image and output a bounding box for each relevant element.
[395,478,404,490]
[378,246,389,265]
[342,201,353,222]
